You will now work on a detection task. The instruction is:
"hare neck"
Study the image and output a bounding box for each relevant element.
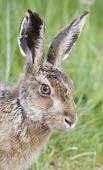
[16,118,52,169]
[24,119,52,144]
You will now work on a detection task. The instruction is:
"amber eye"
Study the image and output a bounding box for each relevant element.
[40,84,51,95]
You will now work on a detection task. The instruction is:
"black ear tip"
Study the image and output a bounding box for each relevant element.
[27,9,33,14]
[27,9,36,17]
[26,9,43,21]
[80,11,89,19]
[24,9,33,18]
[83,11,89,16]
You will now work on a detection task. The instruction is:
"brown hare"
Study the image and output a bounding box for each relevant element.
[0,9,88,170]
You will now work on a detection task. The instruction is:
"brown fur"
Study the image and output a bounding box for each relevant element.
[0,9,88,170]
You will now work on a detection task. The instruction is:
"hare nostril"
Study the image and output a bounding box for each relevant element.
[65,119,73,126]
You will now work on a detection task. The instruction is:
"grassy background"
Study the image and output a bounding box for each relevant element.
[0,0,103,169]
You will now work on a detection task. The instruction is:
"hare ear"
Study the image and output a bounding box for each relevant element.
[18,9,45,72]
[47,11,89,67]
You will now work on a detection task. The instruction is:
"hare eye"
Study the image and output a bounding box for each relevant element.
[40,84,51,95]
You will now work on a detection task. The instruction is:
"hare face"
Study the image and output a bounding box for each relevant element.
[18,10,88,131]
[20,66,77,131]
[41,67,77,131]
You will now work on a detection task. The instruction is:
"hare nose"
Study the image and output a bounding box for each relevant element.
[64,110,77,125]
[65,118,73,126]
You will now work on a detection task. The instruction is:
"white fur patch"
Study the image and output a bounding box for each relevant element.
[25,107,43,122]
[18,16,27,57]
[49,98,63,114]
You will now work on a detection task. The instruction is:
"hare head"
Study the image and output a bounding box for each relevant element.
[18,9,88,131]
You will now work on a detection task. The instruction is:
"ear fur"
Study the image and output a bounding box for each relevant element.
[47,11,89,67]
[18,9,45,73]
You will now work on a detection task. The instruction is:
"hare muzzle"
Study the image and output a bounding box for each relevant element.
[64,102,77,130]
[64,99,77,127]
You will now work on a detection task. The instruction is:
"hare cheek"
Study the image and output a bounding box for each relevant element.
[26,107,43,122]
[51,99,63,114]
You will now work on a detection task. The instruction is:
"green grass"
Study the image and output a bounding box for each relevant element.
[0,0,103,169]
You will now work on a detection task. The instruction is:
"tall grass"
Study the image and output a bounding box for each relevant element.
[0,0,103,169]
